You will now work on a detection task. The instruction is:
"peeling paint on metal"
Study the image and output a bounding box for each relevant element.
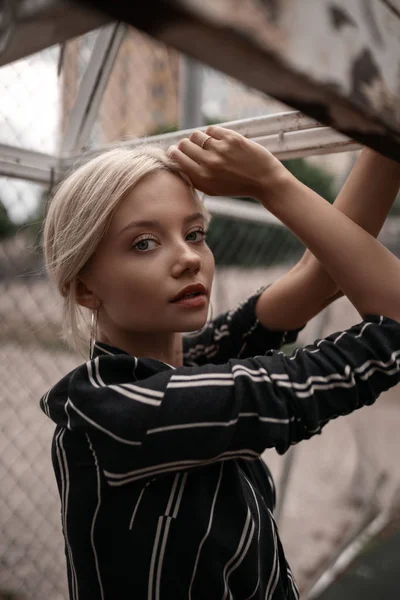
[351,48,380,101]
[280,97,400,158]
[329,5,357,30]
[350,48,396,123]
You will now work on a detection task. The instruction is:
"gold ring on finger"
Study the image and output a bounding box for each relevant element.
[200,135,212,149]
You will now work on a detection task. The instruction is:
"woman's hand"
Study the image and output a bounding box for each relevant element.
[168,125,285,199]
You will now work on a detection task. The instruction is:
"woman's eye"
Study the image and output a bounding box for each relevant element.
[132,237,159,251]
[186,229,206,243]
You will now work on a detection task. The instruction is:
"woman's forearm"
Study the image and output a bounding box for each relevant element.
[299,148,400,291]
[257,170,400,322]
[333,148,400,234]
[254,150,400,330]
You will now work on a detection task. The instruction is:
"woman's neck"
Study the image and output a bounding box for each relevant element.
[98,329,183,367]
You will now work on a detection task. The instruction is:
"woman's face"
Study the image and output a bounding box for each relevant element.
[80,170,215,342]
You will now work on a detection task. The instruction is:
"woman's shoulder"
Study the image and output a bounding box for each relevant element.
[46,343,173,395]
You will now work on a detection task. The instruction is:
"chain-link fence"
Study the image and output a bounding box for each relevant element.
[1,25,400,600]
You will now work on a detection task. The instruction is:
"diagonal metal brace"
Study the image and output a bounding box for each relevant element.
[61,21,126,154]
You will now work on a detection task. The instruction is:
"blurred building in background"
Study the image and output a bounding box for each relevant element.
[61,29,180,143]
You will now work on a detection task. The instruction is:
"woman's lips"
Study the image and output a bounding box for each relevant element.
[170,283,208,303]
[171,294,207,308]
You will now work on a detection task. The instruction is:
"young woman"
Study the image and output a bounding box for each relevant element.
[41,126,400,600]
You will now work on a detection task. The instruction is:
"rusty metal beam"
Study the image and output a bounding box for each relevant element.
[75,0,400,160]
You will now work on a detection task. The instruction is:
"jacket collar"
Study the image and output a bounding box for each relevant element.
[92,341,176,370]
[92,341,130,358]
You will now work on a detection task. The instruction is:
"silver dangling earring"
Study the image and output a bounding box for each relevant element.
[185,301,213,338]
[89,308,98,360]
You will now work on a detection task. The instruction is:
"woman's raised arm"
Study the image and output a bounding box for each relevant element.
[169,127,400,323]
[254,148,400,330]
[260,168,400,321]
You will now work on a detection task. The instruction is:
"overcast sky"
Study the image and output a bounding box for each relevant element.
[0,48,60,223]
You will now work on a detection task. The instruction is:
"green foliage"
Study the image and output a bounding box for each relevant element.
[282,158,336,204]
[0,201,17,239]
[148,122,181,135]
[26,190,49,242]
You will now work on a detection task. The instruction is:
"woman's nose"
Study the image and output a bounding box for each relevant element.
[171,243,201,278]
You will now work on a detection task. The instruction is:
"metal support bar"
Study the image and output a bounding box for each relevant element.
[0,111,361,184]
[61,128,361,172]
[0,143,59,184]
[62,110,325,161]
[61,22,127,154]
[254,127,362,160]
[304,511,389,599]
[60,110,360,173]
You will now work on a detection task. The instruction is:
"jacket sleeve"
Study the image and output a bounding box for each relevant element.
[40,315,400,487]
[183,286,303,365]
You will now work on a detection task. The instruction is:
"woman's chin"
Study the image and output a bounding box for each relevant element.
[180,317,208,334]
[168,305,209,334]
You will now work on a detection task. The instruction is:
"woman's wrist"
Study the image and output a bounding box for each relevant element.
[254,164,298,210]
[256,169,341,300]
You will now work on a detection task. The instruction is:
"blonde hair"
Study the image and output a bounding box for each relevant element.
[42,144,208,357]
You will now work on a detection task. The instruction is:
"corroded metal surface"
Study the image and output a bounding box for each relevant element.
[79,0,400,159]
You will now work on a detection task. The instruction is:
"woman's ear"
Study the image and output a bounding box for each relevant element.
[75,278,101,310]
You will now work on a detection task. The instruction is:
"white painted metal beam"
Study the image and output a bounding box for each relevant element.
[63,111,326,163]
[0,143,59,183]
[60,111,361,172]
[0,112,361,185]
[254,127,362,160]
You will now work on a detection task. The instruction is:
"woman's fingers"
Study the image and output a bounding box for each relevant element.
[189,130,213,149]
[177,138,207,163]
[168,129,221,170]
[168,125,282,199]
[168,143,217,195]
[204,125,235,140]
[168,144,205,179]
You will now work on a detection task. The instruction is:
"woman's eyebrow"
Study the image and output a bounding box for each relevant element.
[183,212,205,224]
[119,219,159,234]
[119,212,205,235]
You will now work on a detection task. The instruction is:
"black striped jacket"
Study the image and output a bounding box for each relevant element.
[40,289,400,599]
